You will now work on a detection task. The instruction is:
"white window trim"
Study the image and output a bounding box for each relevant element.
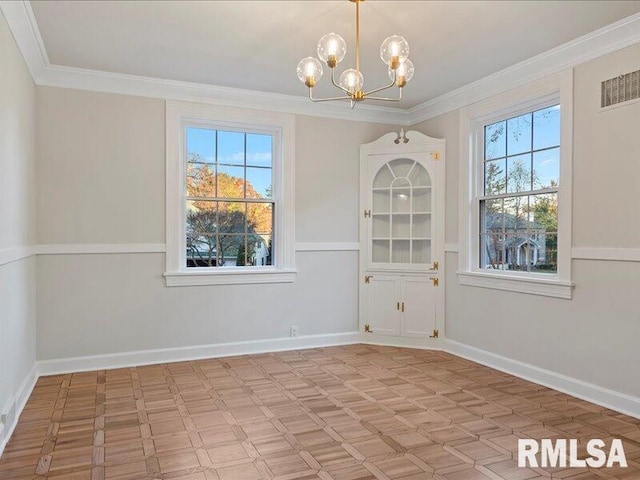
[164,101,296,287]
[457,70,574,299]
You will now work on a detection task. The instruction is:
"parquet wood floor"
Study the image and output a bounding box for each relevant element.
[1,345,639,480]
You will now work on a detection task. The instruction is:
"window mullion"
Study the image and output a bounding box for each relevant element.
[478,187,558,202]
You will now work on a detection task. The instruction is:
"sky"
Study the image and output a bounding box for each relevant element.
[186,128,272,198]
[484,105,560,193]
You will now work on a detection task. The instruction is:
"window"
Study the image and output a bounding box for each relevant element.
[165,102,295,286]
[186,128,274,269]
[458,71,573,299]
[480,105,559,274]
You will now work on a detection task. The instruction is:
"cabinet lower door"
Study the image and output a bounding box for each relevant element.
[400,277,436,338]
[363,276,400,336]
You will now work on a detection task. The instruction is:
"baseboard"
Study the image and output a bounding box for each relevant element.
[360,334,444,351]
[0,363,38,458]
[444,339,640,420]
[37,331,361,376]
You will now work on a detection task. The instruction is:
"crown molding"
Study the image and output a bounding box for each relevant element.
[0,1,410,126]
[0,0,47,80]
[39,64,412,126]
[407,12,640,125]
[2,1,640,126]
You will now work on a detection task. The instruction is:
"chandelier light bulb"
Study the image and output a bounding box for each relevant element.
[297,57,323,88]
[339,69,364,94]
[317,33,347,68]
[390,59,415,87]
[297,1,411,106]
[380,35,409,70]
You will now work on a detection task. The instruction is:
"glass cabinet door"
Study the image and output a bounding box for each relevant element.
[371,158,432,267]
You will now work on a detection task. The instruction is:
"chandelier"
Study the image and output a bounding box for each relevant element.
[296,0,414,108]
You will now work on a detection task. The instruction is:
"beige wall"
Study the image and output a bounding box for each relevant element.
[35,88,397,359]
[36,89,165,244]
[573,44,640,248]
[0,11,36,427]
[413,42,640,398]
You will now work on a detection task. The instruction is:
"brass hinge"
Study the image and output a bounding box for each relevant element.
[364,275,373,284]
[431,277,439,287]
[431,151,440,161]
[364,209,371,218]
[429,329,439,338]
[431,261,439,271]
[364,324,373,333]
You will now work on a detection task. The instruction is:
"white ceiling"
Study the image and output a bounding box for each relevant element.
[29,0,640,109]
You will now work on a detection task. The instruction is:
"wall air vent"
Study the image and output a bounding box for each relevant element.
[601,70,640,108]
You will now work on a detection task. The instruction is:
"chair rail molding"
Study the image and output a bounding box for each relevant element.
[295,242,359,252]
[0,245,36,266]
[572,247,640,262]
[37,244,167,255]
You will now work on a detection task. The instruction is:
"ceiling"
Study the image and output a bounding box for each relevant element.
[29,0,640,109]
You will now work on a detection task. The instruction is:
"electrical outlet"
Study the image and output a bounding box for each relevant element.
[290,325,299,337]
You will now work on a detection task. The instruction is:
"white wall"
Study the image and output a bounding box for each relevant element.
[0,11,37,444]
[414,42,640,399]
[35,88,396,360]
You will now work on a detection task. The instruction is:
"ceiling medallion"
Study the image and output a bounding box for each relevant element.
[296,0,414,108]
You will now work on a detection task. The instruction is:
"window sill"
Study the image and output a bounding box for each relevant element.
[457,271,574,299]
[164,268,297,287]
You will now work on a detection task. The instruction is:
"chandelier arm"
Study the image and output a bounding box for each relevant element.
[363,79,397,97]
[309,89,353,103]
[363,97,401,102]
[364,89,404,102]
[330,68,351,94]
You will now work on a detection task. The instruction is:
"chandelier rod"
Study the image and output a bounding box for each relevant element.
[355,0,361,74]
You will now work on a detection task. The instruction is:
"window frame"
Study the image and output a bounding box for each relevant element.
[165,101,295,286]
[458,70,574,299]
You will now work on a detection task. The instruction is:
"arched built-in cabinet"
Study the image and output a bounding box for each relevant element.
[359,131,445,343]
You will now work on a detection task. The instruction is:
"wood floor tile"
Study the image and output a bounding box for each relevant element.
[1,345,639,480]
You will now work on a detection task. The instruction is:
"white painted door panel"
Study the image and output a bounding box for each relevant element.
[364,276,400,336]
[400,277,436,338]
